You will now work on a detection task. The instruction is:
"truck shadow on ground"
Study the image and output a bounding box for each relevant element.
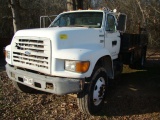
[98,60,160,117]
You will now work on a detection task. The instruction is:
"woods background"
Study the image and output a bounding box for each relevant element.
[0,0,160,48]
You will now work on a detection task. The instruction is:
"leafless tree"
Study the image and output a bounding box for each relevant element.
[67,0,83,10]
[8,0,21,33]
[0,0,159,47]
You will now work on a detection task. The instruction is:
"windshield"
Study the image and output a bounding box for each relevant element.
[49,12,103,28]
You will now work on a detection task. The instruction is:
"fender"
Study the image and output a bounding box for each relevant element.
[53,44,113,78]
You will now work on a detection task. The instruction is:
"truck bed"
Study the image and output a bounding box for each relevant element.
[120,33,148,52]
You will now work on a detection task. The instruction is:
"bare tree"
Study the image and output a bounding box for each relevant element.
[8,0,21,33]
[67,0,83,11]
[2,0,159,48]
[135,0,146,26]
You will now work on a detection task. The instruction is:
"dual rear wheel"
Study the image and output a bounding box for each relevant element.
[129,47,147,69]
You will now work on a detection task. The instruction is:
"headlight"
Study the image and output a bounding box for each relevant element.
[5,50,10,59]
[65,60,90,73]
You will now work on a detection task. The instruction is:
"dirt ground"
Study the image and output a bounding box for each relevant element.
[0,49,160,120]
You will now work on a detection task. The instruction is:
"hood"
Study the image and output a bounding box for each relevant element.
[13,27,104,50]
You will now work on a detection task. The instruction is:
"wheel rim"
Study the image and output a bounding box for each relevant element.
[93,77,106,106]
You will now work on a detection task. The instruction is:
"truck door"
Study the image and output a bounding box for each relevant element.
[105,14,120,59]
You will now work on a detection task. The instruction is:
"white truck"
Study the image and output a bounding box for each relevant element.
[5,9,148,115]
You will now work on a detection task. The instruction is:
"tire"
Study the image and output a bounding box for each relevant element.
[129,52,135,68]
[12,81,35,93]
[138,47,147,68]
[77,67,108,115]
[129,47,147,69]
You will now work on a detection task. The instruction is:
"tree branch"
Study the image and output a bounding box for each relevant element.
[149,4,160,14]
[16,0,30,10]
[135,0,145,24]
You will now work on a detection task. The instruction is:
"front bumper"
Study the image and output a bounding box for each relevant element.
[6,64,83,95]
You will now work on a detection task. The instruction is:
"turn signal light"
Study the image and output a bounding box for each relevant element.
[76,61,90,73]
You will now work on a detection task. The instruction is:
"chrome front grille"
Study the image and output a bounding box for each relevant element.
[12,37,51,74]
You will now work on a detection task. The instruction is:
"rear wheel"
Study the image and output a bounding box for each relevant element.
[12,81,35,93]
[129,47,147,69]
[77,67,108,115]
[129,52,135,68]
[138,47,147,68]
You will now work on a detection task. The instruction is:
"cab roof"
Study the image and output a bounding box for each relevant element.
[62,9,113,14]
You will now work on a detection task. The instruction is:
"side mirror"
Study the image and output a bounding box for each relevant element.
[117,13,127,32]
[40,15,57,28]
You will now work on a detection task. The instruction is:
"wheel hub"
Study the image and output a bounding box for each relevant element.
[93,77,105,106]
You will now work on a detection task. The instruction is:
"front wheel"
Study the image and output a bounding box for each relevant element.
[77,67,108,115]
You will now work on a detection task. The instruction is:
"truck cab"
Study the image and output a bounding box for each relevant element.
[5,9,147,115]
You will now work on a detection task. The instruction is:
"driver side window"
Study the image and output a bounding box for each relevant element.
[106,14,116,32]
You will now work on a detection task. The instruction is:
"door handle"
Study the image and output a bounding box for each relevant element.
[112,41,117,46]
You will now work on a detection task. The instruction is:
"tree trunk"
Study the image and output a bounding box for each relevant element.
[67,0,83,11]
[9,0,21,33]
[76,0,83,9]
[67,0,74,10]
